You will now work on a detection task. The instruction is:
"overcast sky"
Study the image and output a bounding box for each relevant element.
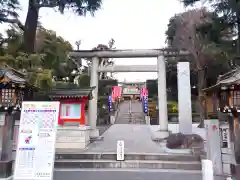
[0,0,187,82]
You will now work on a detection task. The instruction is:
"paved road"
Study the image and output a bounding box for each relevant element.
[116,101,145,124]
[53,169,207,180]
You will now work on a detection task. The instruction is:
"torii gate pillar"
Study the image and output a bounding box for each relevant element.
[88,57,99,137]
[156,56,169,138]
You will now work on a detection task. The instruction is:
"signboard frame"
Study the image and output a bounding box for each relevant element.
[13,101,60,180]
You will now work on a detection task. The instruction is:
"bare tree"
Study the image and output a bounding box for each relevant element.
[75,40,81,50]
[166,8,214,127]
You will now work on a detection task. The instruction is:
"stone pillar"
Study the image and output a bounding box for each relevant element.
[177,62,192,134]
[204,119,223,175]
[0,112,15,179]
[155,55,169,139]
[88,57,99,138]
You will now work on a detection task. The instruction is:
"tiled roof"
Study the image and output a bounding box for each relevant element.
[216,68,240,84]
[0,69,26,84]
[203,67,240,92]
[48,87,95,99]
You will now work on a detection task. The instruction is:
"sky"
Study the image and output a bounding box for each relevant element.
[0,0,187,82]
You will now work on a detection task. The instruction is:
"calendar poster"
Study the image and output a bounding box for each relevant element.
[14,101,60,180]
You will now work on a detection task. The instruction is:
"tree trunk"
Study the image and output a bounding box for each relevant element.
[197,69,206,128]
[237,12,240,53]
[23,0,39,53]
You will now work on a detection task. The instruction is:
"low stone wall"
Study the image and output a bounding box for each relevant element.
[56,126,91,149]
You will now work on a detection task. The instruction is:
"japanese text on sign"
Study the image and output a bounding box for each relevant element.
[14,101,60,180]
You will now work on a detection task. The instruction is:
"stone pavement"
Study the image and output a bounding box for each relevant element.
[54,169,204,180]
[85,124,189,154]
[116,101,145,124]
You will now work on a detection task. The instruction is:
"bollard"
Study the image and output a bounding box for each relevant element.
[202,159,214,180]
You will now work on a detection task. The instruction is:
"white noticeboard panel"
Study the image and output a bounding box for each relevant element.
[13,101,60,180]
[116,140,124,161]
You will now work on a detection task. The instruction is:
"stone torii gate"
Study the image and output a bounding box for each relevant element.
[69,49,190,139]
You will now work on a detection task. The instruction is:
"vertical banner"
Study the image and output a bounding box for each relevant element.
[143,96,148,114]
[108,96,113,112]
[141,88,148,100]
[112,86,122,102]
[117,86,122,98]
[111,87,115,103]
[119,87,122,97]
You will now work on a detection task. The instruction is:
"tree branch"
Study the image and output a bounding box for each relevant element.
[36,2,57,8]
[0,17,25,31]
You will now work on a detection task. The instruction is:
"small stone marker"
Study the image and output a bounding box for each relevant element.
[117,140,124,161]
[202,159,214,180]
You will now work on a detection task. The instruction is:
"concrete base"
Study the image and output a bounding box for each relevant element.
[0,176,12,180]
[110,116,115,124]
[56,125,91,149]
[90,128,99,138]
[151,130,170,140]
[55,152,201,170]
[145,116,150,125]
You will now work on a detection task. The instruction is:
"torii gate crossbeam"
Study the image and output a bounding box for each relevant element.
[69,49,188,58]
[69,49,190,139]
[98,65,158,72]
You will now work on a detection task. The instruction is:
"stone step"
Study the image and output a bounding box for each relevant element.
[54,168,203,180]
[54,159,201,170]
[55,153,200,162]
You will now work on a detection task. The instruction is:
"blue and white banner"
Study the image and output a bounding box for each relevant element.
[108,96,113,112]
[142,96,148,113]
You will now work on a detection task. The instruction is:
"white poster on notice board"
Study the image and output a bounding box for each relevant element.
[13,101,60,180]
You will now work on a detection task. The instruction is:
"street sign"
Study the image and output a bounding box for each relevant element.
[116,140,124,161]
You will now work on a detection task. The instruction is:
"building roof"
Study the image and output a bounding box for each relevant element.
[0,68,27,85]
[48,87,95,99]
[203,67,240,92]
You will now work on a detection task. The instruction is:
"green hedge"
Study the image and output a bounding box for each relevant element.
[149,100,197,114]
